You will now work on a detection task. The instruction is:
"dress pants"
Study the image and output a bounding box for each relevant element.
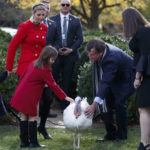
[39,87,53,125]
[52,55,75,111]
[103,91,127,140]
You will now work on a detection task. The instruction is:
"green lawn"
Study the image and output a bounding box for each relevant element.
[0,125,140,150]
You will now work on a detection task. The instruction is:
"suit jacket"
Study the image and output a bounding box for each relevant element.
[10,63,66,116]
[46,19,57,47]
[50,13,83,61]
[6,20,47,76]
[92,44,135,101]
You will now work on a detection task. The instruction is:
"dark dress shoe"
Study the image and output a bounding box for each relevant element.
[96,136,115,142]
[38,127,52,139]
[114,138,123,143]
[114,137,127,143]
[96,139,106,142]
[29,143,46,148]
[47,113,57,118]
[138,142,150,150]
[20,142,29,148]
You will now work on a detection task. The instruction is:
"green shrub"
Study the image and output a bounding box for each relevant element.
[77,61,93,104]
[0,29,18,120]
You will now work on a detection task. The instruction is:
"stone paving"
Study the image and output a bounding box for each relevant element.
[37,109,65,129]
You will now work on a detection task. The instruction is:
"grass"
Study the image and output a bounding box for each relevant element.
[0,125,140,150]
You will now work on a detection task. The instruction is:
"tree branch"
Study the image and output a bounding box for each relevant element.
[80,0,88,20]
[98,3,120,14]
[71,6,89,20]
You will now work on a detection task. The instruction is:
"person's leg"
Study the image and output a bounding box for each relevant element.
[28,116,46,148]
[52,56,61,82]
[20,113,29,148]
[138,107,150,150]
[61,56,75,111]
[115,97,128,140]
[38,87,53,139]
[103,93,117,140]
[52,57,63,111]
[97,92,117,142]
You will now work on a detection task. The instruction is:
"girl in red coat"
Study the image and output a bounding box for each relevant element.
[10,45,74,148]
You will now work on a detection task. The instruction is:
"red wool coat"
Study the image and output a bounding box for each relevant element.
[10,63,66,116]
[6,20,47,76]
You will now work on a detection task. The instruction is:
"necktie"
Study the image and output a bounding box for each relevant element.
[62,16,67,47]
[43,19,47,26]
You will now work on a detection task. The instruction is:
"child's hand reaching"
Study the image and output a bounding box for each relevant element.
[65,96,74,103]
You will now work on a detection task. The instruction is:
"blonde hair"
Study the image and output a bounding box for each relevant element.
[122,7,150,38]
[32,2,46,14]
[34,45,58,69]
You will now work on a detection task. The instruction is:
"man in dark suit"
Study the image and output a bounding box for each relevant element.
[49,0,83,111]
[38,0,57,140]
[85,39,135,142]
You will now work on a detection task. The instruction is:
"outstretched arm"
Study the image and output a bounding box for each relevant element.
[65,96,74,103]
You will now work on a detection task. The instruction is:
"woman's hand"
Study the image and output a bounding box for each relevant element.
[65,96,74,103]
[134,78,141,89]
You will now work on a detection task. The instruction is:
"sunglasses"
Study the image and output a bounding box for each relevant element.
[61,3,70,7]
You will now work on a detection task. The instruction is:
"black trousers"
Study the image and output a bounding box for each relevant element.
[39,87,53,127]
[52,55,75,111]
[103,91,128,140]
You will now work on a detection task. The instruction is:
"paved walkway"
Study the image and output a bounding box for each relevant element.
[37,109,65,129]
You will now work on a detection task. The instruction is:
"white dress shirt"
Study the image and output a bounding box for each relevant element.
[60,13,69,34]
[94,48,107,104]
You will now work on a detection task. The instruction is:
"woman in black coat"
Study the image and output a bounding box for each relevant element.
[122,7,150,150]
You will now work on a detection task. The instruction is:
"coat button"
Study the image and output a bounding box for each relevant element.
[42,36,45,39]
[35,45,38,48]
[40,27,42,30]
[35,53,38,57]
[36,35,39,38]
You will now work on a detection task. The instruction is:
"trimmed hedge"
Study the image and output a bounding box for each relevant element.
[0,29,18,117]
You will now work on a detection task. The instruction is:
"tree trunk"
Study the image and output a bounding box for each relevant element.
[71,0,121,30]
[87,15,99,29]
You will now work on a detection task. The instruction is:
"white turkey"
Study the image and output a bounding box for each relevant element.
[63,96,93,149]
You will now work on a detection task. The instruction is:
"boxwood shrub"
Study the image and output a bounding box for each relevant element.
[0,29,18,121]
